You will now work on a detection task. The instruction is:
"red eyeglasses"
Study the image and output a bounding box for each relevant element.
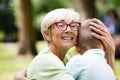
[52,22,81,31]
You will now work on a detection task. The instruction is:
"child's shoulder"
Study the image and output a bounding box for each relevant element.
[69,54,85,62]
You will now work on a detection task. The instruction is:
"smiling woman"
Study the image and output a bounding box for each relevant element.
[26,8,80,80]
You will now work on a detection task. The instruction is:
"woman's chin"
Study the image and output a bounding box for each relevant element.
[63,44,74,49]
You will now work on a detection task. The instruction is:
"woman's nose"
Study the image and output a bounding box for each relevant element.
[66,26,72,31]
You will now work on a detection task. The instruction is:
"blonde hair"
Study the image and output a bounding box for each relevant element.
[41,8,80,40]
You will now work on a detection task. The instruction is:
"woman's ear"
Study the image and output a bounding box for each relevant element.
[44,31,51,42]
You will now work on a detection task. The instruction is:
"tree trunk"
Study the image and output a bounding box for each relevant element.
[79,0,97,21]
[18,0,37,57]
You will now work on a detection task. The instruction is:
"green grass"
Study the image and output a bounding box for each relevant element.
[0,41,47,80]
[116,59,120,79]
[0,43,31,80]
[0,41,120,80]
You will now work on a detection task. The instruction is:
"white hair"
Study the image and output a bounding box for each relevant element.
[41,8,80,38]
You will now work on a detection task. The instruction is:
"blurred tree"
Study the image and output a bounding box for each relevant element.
[32,0,66,14]
[18,0,37,57]
[79,0,97,21]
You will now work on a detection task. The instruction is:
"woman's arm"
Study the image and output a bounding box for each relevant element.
[89,18,116,73]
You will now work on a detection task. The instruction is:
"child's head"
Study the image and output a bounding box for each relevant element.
[76,19,104,54]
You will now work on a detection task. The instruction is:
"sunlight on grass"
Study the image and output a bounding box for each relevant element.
[116,59,120,79]
[0,42,32,80]
[0,41,120,80]
[0,59,31,80]
[0,43,18,59]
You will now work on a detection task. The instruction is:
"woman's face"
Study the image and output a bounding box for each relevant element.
[48,20,79,50]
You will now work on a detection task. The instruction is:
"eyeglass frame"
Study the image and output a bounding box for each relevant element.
[50,21,81,31]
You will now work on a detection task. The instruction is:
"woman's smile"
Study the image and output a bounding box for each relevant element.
[62,36,73,40]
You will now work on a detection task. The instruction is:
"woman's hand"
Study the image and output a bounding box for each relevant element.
[14,70,29,80]
[89,18,116,73]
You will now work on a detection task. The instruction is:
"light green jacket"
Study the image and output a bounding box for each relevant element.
[27,47,74,80]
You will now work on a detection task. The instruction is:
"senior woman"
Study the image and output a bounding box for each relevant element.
[14,8,115,80]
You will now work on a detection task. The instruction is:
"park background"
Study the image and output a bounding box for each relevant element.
[0,0,120,80]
